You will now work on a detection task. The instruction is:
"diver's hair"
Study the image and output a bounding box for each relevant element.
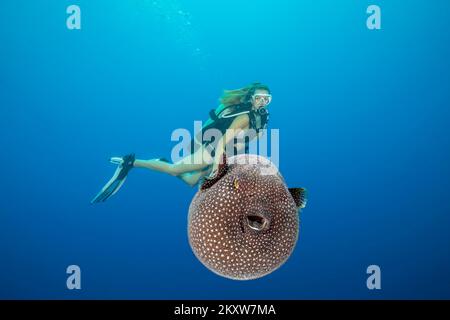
[219,82,271,107]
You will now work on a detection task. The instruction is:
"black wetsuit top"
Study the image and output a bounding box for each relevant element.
[190,103,270,155]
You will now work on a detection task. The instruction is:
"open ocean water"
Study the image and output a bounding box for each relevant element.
[1,0,449,299]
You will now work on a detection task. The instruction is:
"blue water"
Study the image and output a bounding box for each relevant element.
[1,0,449,299]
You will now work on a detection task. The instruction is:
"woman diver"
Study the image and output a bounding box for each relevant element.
[91,82,272,203]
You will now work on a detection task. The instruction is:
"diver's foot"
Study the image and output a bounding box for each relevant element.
[109,154,135,182]
[204,168,219,181]
[121,154,135,181]
[110,154,136,170]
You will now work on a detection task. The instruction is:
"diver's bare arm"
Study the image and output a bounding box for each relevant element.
[210,114,249,175]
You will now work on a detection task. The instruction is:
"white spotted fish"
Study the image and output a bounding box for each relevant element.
[188,154,307,280]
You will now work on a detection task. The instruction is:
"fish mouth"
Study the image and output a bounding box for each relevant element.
[246,214,269,231]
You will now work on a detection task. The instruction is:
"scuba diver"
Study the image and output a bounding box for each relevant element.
[91,82,272,203]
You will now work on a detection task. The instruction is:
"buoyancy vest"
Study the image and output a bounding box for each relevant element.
[191,103,270,154]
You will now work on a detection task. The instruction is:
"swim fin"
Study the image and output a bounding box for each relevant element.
[91,154,135,204]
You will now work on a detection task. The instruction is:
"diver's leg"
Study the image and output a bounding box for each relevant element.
[133,158,174,173]
[133,148,212,176]
[178,166,212,187]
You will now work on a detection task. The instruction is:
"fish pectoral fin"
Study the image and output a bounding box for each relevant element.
[288,187,307,209]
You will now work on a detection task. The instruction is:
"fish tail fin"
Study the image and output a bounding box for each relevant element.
[289,187,307,209]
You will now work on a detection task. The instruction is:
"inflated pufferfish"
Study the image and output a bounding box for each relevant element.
[188,154,307,280]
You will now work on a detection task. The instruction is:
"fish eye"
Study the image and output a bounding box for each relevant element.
[246,214,269,231]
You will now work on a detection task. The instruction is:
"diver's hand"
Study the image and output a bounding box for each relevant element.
[207,167,219,180]
[208,157,220,177]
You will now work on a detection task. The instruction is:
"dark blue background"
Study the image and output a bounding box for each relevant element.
[1,0,449,299]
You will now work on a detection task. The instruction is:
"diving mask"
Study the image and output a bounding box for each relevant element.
[252,93,272,106]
